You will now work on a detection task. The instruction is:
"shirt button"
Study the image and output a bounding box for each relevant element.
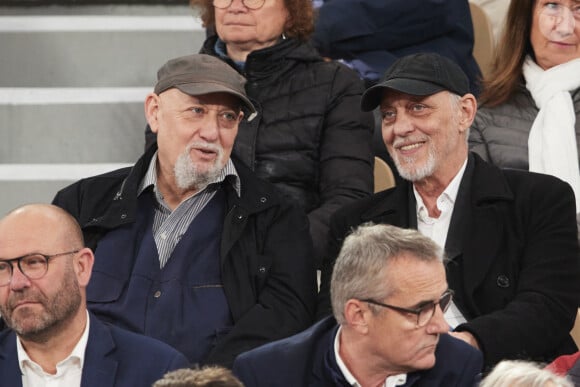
[154,290,161,298]
[160,232,167,240]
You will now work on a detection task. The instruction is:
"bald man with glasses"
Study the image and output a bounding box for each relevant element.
[232,224,482,387]
[0,204,189,387]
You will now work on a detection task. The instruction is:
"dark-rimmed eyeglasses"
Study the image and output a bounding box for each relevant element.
[360,290,454,327]
[213,0,266,10]
[0,250,79,286]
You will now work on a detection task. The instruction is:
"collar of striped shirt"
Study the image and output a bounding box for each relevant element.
[137,151,241,199]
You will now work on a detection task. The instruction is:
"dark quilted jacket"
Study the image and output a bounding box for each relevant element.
[201,36,374,266]
[470,83,580,169]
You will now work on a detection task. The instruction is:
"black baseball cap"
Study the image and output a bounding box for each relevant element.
[360,53,470,112]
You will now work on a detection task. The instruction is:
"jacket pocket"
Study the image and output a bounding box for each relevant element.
[86,270,126,303]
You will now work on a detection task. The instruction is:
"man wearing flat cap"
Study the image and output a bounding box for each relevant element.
[317,52,580,368]
[51,54,317,367]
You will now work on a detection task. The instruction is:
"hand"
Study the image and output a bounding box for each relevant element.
[449,331,480,350]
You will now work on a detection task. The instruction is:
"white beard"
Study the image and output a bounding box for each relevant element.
[174,142,224,191]
[392,146,436,182]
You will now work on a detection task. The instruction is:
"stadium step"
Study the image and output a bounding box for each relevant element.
[0,5,205,214]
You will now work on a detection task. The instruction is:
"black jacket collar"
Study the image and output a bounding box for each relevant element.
[90,143,281,231]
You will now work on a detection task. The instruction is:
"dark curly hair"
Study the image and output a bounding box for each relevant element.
[189,0,314,41]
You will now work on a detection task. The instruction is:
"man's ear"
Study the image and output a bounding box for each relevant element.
[458,93,477,133]
[344,299,371,335]
[145,93,161,134]
[74,247,94,287]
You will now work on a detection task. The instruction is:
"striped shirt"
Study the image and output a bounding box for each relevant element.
[138,152,240,268]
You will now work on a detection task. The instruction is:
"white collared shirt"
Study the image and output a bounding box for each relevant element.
[414,159,467,250]
[413,159,468,328]
[18,312,90,387]
[334,326,407,387]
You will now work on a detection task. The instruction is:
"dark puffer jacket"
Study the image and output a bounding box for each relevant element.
[201,36,374,266]
[469,84,580,169]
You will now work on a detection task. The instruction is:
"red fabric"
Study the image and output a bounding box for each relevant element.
[546,352,580,375]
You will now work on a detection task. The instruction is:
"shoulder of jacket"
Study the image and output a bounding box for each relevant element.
[233,160,286,212]
[56,165,132,198]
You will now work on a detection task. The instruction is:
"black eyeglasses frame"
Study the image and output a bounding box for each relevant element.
[359,289,454,327]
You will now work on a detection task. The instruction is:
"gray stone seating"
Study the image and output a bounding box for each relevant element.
[0,5,205,215]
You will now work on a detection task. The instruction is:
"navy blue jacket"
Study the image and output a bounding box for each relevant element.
[52,144,317,367]
[233,316,483,386]
[0,314,189,387]
[313,0,481,93]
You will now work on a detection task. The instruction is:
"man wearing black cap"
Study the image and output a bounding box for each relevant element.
[51,54,317,367]
[317,53,580,368]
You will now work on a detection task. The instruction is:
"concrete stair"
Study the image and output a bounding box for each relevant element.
[0,5,205,215]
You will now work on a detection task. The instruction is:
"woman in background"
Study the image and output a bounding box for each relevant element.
[470,0,580,213]
[187,0,374,267]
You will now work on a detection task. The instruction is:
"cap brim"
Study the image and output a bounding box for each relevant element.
[360,79,445,111]
[175,82,256,115]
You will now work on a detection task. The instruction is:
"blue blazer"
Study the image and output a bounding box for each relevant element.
[233,316,482,386]
[0,314,189,387]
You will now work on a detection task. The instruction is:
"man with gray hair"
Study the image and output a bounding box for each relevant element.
[317,52,580,368]
[233,223,482,386]
[51,54,317,367]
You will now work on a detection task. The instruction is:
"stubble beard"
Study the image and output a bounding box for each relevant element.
[0,264,82,343]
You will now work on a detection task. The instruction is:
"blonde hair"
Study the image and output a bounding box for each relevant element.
[480,360,572,387]
[153,366,244,387]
